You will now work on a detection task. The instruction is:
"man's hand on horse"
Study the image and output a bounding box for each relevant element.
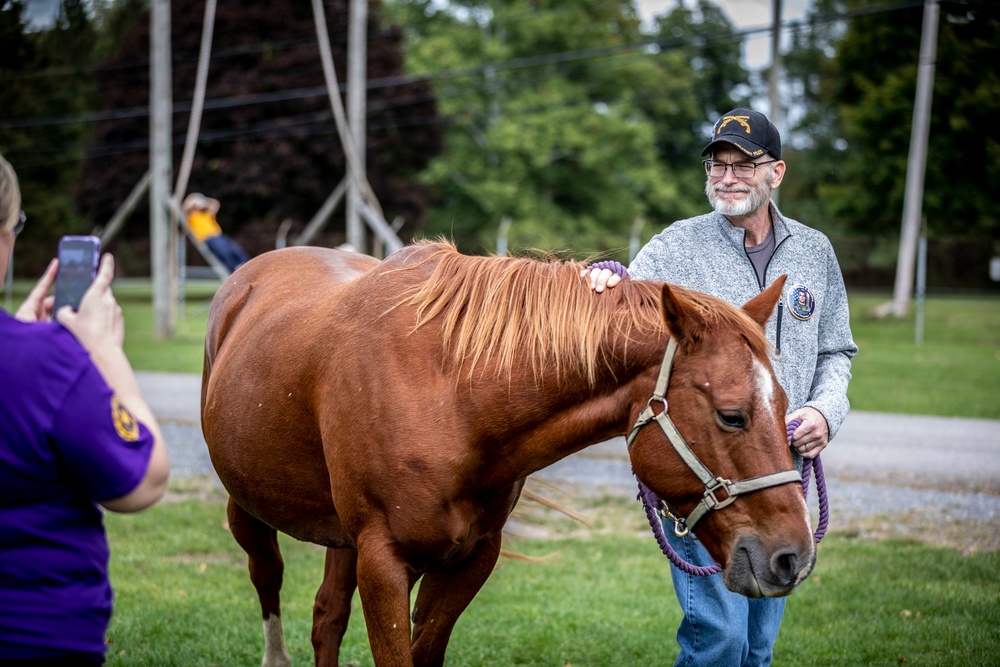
[582,267,622,293]
[787,407,829,459]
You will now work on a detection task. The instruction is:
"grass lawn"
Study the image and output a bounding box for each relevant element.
[103,497,1000,666]
[846,292,1000,419]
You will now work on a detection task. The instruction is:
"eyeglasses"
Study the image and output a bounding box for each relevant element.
[12,210,25,237]
[703,159,777,179]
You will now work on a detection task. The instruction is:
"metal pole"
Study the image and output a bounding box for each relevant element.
[100,170,151,245]
[496,216,511,256]
[346,0,367,253]
[915,219,927,345]
[294,177,347,246]
[891,0,938,317]
[150,0,173,339]
[629,215,645,263]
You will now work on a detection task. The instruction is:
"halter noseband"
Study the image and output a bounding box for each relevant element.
[626,337,802,537]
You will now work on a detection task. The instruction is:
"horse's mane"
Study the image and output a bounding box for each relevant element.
[392,240,768,386]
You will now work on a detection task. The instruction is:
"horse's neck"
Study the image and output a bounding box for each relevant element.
[474,331,667,488]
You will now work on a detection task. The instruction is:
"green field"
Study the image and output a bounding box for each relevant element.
[845,292,1000,419]
[102,497,1000,666]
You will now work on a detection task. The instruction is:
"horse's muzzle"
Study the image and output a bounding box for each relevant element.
[723,534,816,598]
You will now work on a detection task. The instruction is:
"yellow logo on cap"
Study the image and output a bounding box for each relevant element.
[111,394,140,441]
[718,115,752,134]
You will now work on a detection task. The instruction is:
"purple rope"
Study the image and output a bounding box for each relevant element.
[587,260,629,278]
[801,455,829,542]
[636,418,828,576]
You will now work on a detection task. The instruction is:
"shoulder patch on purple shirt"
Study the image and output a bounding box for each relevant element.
[111,394,140,441]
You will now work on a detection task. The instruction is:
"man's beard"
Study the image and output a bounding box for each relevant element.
[705,171,773,217]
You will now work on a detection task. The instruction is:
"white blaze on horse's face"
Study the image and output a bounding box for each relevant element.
[753,358,776,413]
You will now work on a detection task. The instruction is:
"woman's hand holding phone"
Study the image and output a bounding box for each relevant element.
[14,259,58,323]
[56,253,124,352]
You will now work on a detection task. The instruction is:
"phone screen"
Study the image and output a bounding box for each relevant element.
[53,236,101,312]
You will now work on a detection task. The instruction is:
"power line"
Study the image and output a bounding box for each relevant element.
[3,0,930,162]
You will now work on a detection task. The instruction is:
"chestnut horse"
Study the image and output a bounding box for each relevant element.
[201,241,814,667]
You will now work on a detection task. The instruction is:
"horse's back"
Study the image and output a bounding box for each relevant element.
[201,246,380,543]
[204,247,378,365]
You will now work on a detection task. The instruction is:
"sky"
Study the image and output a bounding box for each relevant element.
[23,0,812,69]
[636,0,813,68]
[24,0,58,27]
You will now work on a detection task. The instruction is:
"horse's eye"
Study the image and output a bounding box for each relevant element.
[716,410,747,430]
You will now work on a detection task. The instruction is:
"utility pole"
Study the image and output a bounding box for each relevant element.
[150,0,173,339]
[889,0,939,317]
[769,0,783,208]
[346,0,367,253]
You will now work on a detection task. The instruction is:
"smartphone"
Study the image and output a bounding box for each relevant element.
[53,235,101,313]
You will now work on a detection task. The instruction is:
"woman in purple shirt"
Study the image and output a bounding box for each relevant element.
[0,155,170,664]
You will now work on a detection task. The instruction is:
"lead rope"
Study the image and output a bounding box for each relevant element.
[636,418,828,576]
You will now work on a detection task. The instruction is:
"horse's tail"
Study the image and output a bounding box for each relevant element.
[500,481,592,563]
[201,272,255,420]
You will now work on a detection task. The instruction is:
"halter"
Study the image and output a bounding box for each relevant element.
[626,337,802,537]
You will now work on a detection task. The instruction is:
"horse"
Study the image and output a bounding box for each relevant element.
[201,240,815,667]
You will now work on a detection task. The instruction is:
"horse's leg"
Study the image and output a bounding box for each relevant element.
[354,534,417,667]
[409,533,504,667]
[312,547,358,666]
[228,498,291,667]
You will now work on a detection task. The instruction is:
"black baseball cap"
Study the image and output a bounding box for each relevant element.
[701,108,781,160]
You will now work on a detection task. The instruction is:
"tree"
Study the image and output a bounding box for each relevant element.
[385,0,751,259]
[0,0,99,274]
[790,0,999,239]
[75,0,443,272]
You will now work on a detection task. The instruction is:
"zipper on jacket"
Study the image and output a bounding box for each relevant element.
[739,206,790,355]
[775,305,783,355]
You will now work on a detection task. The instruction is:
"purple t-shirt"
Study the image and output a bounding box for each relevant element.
[0,312,154,660]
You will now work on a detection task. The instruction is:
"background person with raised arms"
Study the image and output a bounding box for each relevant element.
[182,192,250,273]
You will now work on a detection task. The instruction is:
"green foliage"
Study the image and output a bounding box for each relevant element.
[0,0,98,272]
[787,0,1000,238]
[389,0,750,259]
[72,0,443,255]
[2,0,444,278]
[103,498,999,665]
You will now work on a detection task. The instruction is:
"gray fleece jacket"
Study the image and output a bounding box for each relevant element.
[629,203,858,439]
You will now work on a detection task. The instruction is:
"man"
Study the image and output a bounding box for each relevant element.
[182,192,250,273]
[587,108,857,666]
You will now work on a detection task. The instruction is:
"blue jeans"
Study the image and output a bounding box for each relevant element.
[206,234,250,272]
[665,520,786,667]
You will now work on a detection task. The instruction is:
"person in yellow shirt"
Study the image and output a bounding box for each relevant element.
[182,193,250,272]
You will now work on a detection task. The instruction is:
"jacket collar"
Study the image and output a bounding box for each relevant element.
[710,201,791,248]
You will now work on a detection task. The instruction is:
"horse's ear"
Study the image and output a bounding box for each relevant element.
[742,274,788,329]
[661,283,704,346]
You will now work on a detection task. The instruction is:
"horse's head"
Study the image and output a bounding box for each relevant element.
[627,276,815,598]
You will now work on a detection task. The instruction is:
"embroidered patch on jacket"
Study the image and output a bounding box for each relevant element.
[111,394,140,441]
[786,284,816,321]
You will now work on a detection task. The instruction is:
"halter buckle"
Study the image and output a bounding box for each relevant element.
[703,477,737,511]
[659,500,690,537]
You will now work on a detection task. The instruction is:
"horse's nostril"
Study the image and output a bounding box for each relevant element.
[771,548,799,583]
